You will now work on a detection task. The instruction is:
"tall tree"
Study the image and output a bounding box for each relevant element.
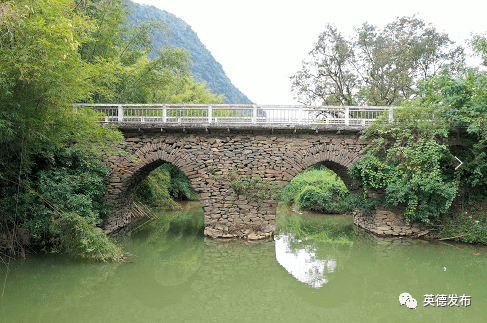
[0,0,117,172]
[291,16,465,106]
[290,24,358,106]
[471,32,487,66]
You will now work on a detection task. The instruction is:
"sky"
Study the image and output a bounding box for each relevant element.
[134,0,487,105]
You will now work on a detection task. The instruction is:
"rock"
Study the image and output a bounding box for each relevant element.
[248,233,263,240]
[417,230,429,237]
[265,225,275,232]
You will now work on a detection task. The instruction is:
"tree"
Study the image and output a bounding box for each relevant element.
[291,16,465,106]
[350,32,487,225]
[0,0,121,175]
[72,0,223,105]
[471,33,487,66]
[0,0,225,259]
[290,24,357,106]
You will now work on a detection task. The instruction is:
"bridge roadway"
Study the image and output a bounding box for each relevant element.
[80,104,393,240]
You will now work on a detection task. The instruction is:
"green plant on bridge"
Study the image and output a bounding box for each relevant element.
[350,104,459,224]
[227,169,279,203]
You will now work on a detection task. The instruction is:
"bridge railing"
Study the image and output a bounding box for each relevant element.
[73,104,395,126]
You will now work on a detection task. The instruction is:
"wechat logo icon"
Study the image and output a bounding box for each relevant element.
[399,292,417,309]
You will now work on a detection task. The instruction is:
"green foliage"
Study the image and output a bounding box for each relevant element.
[342,192,383,213]
[135,163,197,211]
[163,163,198,201]
[442,213,487,244]
[228,169,278,203]
[0,0,225,259]
[0,147,121,260]
[280,165,349,214]
[349,32,487,228]
[295,186,345,214]
[155,77,226,104]
[471,33,487,66]
[417,68,487,187]
[0,0,111,157]
[0,0,124,183]
[440,190,487,244]
[50,212,122,261]
[350,109,458,223]
[276,210,354,245]
[135,165,180,209]
[73,0,224,105]
[291,16,464,106]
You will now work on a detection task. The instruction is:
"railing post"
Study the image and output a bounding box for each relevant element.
[208,105,212,124]
[163,105,167,123]
[117,105,123,123]
[252,104,257,124]
[344,106,349,126]
[389,107,394,123]
[298,106,303,124]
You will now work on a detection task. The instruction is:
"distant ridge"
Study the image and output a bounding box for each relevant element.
[128,2,253,104]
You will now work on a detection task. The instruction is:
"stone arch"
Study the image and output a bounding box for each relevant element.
[102,129,367,238]
[104,142,200,234]
[284,142,363,193]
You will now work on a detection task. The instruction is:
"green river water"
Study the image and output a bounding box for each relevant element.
[1,202,486,323]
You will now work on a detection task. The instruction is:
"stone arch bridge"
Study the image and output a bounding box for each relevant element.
[78,104,393,239]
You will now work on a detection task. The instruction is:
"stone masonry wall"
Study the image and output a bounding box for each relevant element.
[353,207,431,237]
[102,127,368,240]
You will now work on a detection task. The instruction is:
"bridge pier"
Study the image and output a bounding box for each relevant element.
[102,125,367,239]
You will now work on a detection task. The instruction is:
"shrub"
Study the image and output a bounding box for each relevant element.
[50,212,122,261]
[295,186,347,214]
[135,165,180,209]
[135,163,197,210]
[0,147,122,260]
[280,165,349,213]
[162,163,198,201]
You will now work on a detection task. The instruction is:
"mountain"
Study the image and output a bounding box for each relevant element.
[127,2,253,104]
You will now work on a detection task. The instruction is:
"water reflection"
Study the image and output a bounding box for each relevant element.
[2,202,487,322]
[274,205,355,288]
[275,233,337,288]
[125,202,205,287]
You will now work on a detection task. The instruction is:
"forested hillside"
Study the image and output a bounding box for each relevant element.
[128,2,253,104]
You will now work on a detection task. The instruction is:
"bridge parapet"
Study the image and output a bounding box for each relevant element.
[75,104,395,128]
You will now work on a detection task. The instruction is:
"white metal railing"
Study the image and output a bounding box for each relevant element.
[73,104,395,127]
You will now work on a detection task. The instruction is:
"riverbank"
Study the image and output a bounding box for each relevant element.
[352,199,487,245]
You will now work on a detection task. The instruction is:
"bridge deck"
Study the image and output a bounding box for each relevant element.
[75,104,395,128]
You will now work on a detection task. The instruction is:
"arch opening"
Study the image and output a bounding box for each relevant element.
[130,160,204,237]
[280,162,355,216]
[106,157,204,236]
[275,162,358,288]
